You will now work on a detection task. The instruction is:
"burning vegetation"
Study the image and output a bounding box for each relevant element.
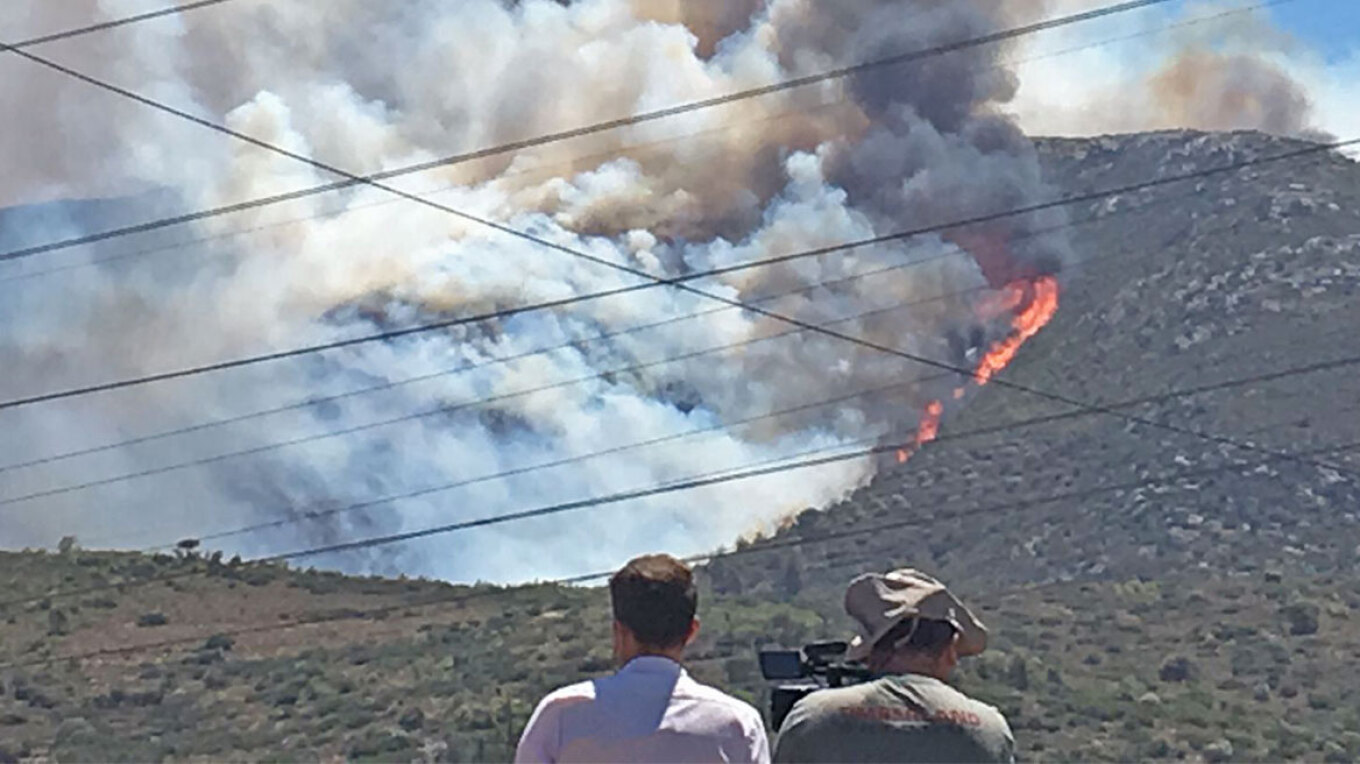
[899,274,1061,465]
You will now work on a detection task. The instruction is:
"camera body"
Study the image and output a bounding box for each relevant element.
[758,641,872,731]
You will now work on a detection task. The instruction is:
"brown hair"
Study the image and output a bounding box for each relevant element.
[609,554,697,649]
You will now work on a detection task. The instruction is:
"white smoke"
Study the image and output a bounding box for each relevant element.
[0,0,1069,582]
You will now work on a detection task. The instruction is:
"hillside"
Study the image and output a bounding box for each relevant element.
[710,130,1360,597]
[3,130,1360,762]
[0,549,1356,762]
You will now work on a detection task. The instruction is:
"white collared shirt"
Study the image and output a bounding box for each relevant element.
[515,655,770,763]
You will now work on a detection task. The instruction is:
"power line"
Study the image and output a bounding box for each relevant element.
[0,0,1337,672]
[0,0,1277,285]
[0,3,1193,428]
[0,285,960,509]
[0,251,897,473]
[6,434,1354,671]
[0,253,947,475]
[6,3,1284,461]
[4,182,1214,494]
[11,0,1350,559]
[0,198,1066,474]
[9,4,1358,580]
[182,374,954,549]
[5,148,1354,541]
[0,0,1181,268]
[178,350,1360,559]
[12,348,1357,612]
[147,286,1360,549]
[2,136,1353,416]
[2,0,233,50]
[0,98,856,284]
[3,190,1323,524]
[6,0,1272,469]
[2,2,1344,460]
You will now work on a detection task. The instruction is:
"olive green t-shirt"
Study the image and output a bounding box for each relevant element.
[773,674,1014,763]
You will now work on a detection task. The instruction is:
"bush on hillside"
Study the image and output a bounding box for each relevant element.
[1281,601,1320,636]
[136,612,169,628]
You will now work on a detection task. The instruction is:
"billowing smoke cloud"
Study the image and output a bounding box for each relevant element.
[1145,49,1332,141]
[1009,0,1342,141]
[0,0,1068,582]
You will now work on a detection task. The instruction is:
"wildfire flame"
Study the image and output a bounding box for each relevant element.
[973,275,1061,386]
[915,400,943,445]
[897,399,944,463]
[893,276,1060,467]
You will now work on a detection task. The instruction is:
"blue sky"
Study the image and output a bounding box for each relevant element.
[1260,0,1358,61]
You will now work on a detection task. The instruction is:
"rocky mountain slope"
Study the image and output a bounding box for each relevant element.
[710,130,1360,598]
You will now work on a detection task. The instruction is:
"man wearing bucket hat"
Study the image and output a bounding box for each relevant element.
[773,569,1014,763]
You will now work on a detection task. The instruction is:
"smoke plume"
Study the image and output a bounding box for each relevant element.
[1009,0,1340,141]
[1146,50,1332,141]
[0,0,1069,582]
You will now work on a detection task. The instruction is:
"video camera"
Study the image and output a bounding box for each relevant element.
[758,640,872,730]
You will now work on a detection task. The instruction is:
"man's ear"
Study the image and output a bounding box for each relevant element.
[942,631,962,668]
[684,617,701,646]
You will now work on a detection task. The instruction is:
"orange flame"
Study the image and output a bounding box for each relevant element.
[896,399,945,464]
[893,277,1058,469]
[915,400,943,446]
[973,276,1060,386]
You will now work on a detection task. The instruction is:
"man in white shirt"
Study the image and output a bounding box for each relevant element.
[516,553,770,763]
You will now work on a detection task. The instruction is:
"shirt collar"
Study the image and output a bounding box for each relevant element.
[620,655,686,675]
[882,672,947,687]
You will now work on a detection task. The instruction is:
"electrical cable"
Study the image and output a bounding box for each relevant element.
[0,0,1281,285]
[4,433,1355,672]
[0,0,1186,268]
[0,286,962,509]
[0,10,1349,636]
[0,0,1341,679]
[165,318,1360,548]
[12,1,1343,496]
[2,135,1353,417]
[2,193,1102,476]
[10,347,1357,612]
[2,1,234,51]
[3,0,1343,616]
[11,2,1323,476]
[4,181,1222,494]
[7,0,1283,470]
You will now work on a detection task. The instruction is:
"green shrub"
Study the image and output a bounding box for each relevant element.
[348,731,416,760]
[1281,601,1321,636]
[136,612,169,628]
[398,707,425,732]
[203,633,235,651]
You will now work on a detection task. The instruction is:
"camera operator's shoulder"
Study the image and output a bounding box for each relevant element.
[785,681,878,726]
[805,682,878,708]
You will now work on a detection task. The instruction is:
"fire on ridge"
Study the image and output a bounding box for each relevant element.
[897,275,1061,465]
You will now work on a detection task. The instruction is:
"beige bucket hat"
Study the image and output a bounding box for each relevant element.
[844,569,988,661]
